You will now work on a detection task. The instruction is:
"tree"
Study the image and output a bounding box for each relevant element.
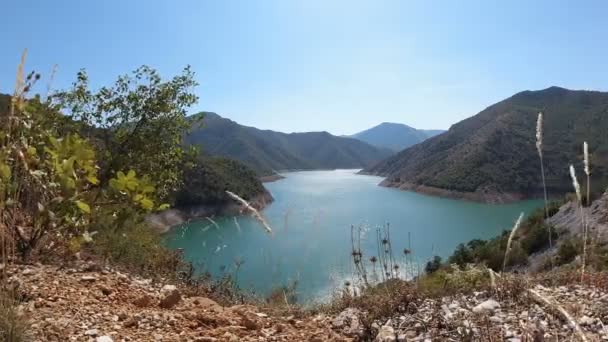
[53,65,199,200]
[425,255,442,274]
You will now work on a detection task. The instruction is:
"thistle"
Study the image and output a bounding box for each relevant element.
[502,212,524,273]
[535,112,552,255]
[570,165,587,282]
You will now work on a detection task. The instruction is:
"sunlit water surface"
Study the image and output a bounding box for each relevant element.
[165,170,541,302]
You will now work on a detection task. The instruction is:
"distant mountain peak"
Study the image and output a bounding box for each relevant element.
[350,122,444,152]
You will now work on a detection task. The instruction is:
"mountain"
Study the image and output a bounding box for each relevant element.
[364,87,608,203]
[185,112,393,175]
[350,122,444,151]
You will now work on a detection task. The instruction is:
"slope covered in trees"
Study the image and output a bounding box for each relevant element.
[185,112,393,175]
[364,87,608,202]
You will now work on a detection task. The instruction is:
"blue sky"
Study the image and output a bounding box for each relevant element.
[2,0,608,134]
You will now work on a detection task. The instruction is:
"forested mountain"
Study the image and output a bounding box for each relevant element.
[364,87,608,203]
[350,122,444,151]
[185,112,393,175]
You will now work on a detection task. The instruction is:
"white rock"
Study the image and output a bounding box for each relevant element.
[96,336,113,342]
[375,324,396,342]
[473,299,500,313]
[161,284,177,294]
[579,315,595,326]
[84,329,99,336]
[80,275,96,282]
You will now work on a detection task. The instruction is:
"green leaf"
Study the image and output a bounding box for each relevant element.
[158,203,170,210]
[139,198,154,210]
[75,200,91,214]
[86,175,99,185]
[0,164,11,180]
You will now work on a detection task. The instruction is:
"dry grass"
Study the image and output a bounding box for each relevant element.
[0,289,30,342]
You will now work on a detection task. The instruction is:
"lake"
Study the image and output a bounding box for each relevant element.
[164,170,541,302]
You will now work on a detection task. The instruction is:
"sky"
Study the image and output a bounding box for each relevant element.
[2,0,608,135]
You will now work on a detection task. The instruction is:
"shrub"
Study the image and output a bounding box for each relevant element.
[425,255,442,274]
[556,240,578,266]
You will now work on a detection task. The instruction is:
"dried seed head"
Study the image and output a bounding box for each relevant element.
[569,165,582,203]
[535,112,543,156]
[583,142,590,176]
[503,212,524,272]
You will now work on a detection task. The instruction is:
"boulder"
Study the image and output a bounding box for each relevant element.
[473,299,501,313]
[332,308,362,336]
[159,286,181,309]
[375,324,396,341]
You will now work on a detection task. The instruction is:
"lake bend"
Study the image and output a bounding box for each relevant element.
[165,170,541,303]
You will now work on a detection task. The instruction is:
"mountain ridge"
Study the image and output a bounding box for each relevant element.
[363,86,608,203]
[186,112,393,175]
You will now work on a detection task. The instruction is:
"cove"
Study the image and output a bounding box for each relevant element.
[164,170,541,302]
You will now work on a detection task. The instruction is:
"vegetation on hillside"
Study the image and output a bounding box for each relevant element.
[175,156,269,208]
[184,112,393,175]
[366,87,608,200]
[0,56,202,273]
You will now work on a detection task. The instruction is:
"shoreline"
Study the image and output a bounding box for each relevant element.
[378,179,533,204]
[260,174,285,183]
[146,191,274,233]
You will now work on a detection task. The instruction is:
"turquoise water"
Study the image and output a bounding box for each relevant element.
[165,170,541,302]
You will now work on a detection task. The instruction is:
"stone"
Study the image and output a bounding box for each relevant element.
[332,308,362,336]
[159,289,181,309]
[80,275,97,282]
[96,336,113,342]
[579,315,595,326]
[84,328,99,336]
[191,297,223,313]
[375,324,396,342]
[473,299,500,313]
[132,294,154,308]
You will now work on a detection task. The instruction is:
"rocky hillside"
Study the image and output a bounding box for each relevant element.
[6,261,608,341]
[364,87,608,203]
[350,122,444,152]
[185,113,393,176]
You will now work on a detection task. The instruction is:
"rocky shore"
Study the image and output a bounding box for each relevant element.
[377,179,530,204]
[146,191,274,234]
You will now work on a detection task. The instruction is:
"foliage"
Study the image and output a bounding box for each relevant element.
[1,55,196,266]
[89,209,184,277]
[53,65,199,200]
[175,156,268,208]
[424,255,442,274]
[446,207,559,271]
[556,239,578,266]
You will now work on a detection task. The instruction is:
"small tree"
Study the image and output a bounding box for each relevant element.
[53,65,199,200]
